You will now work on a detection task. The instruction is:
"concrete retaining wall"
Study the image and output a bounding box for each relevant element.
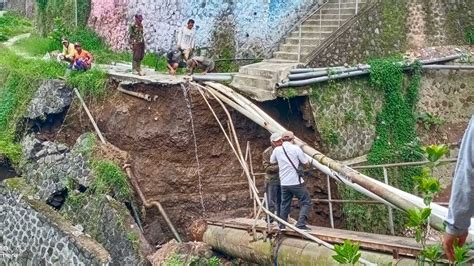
[88,0,317,57]
[0,182,110,265]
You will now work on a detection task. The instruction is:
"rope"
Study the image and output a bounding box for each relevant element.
[191,81,376,266]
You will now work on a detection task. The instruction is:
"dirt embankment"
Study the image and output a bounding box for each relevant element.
[57,83,341,244]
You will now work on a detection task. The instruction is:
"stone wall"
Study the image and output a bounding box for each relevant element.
[88,0,317,57]
[5,0,35,18]
[307,70,473,161]
[0,181,110,265]
[307,0,474,67]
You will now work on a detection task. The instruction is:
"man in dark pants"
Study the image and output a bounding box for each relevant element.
[263,133,282,222]
[129,14,145,76]
[270,131,312,231]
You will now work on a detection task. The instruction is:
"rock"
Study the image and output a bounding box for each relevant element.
[25,80,73,120]
[147,240,214,266]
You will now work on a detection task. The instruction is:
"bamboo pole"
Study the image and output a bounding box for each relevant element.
[202,81,447,232]
[73,88,106,144]
[193,83,376,266]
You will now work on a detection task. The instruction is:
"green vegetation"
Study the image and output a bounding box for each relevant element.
[405,144,448,264]
[0,50,64,162]
[379,0,407,54]
[332,240,361,265]
[416,112,444,130]
[91,160,132,202]
[164,254,184,266]
[14,35,56,56]
[0,12,32,42]
[310,79,378,150]
[341,59,423,233]
[466,27,474,45]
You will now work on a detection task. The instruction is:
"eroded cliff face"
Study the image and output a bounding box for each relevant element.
[56,83,341,244]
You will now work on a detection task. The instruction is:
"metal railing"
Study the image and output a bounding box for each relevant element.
[295,0,361,62]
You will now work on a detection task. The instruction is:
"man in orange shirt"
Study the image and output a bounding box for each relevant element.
[70,42,93,71]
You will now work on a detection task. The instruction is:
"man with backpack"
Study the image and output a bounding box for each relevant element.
[270,131,312,231]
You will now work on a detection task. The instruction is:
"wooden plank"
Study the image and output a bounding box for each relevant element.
[218,218,431,257]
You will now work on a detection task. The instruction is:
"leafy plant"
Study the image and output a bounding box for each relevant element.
[332,240,361,265]
[406,207,431,244]
[208,256,220,266]
[420,244,443,264]
[422,144,449,168]
[165,253,184,266]
[453,240,470,265]
[417,112,444,130]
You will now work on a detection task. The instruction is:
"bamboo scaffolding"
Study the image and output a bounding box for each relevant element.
[192,82,376,266]
[202,81,455,234]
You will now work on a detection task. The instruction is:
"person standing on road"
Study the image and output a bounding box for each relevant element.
[270,131,312,231]
[443,115,474,261]
[129,14,145,76]
[176,19,196,60]
[263,133,283,222]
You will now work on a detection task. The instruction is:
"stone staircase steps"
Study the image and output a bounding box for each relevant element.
[304,19,346,26]
[324,2,365,9]
[290,31,333,38]
[310,12,353,21]
[320,8,357,15]
[300,25,340,31]
[229,0,367,101]
[284,37,324,46]
[274,51,308,61]
[279,44,319,53]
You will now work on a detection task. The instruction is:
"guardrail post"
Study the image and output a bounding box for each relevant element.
[355,0,359,14]
[383,167,395,235]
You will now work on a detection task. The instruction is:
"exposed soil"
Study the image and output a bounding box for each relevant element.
[56,83,342,244]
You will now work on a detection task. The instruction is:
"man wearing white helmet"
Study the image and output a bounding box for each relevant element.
[270,131,312,231]
[262,133,283,223]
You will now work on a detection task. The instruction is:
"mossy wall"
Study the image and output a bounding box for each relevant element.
[308,0,474,67]
[306,70,473,161]
[308,78,383,160]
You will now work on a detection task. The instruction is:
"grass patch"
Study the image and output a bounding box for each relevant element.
[15,34,56,56]
[0,12,32,41]
[0,49,64,162]
[91,160,132,201]
[66,69,108,98]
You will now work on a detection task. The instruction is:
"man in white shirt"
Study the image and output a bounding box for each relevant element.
[176,19,196,60]
[270,131,312,231]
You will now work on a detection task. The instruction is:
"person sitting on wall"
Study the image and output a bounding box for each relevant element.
[176,19,196,60]
[57,37,76,64]
[186,56,215,75]
[166,48,185,75]
[69,42,93,71]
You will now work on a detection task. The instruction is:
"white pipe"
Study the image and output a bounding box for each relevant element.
[203,81,456,233]
[193,82,376,265]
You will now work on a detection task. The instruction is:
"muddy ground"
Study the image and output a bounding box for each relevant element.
[53,82,342,245]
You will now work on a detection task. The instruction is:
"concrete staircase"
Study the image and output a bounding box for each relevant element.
[231,0,365,101]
